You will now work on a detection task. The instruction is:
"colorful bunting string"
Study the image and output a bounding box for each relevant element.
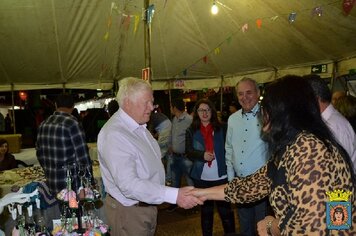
[175,0,348,78]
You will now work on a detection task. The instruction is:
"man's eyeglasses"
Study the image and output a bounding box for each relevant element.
[197,108,211,114]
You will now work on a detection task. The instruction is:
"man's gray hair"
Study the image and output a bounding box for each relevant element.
[236,77,259,91]
[116,77,152,107]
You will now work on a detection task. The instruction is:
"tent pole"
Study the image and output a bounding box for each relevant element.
[220,75,224,112]
[330,62,338,92]
[11,83,16,134]
[168,88,172,117]
[143,0,152,83]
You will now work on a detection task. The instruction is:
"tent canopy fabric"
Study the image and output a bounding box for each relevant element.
[0,0,356,91]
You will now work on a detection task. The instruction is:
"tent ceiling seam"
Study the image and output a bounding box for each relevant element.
[51,0,65,82]
[182,0,221,75]
[0,61,10,84]
[156,14,170,81]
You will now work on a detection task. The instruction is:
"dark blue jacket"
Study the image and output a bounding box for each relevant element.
[185,126,228,180]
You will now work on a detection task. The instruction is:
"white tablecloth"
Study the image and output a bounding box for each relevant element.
[13,148,38,166]
[13,144,98,167]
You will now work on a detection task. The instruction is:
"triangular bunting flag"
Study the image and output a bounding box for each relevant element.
[214,47,221,55]
[256,19,262,28]
[203,56,208,63]
[241,23,248,33]
[134,15,140,34]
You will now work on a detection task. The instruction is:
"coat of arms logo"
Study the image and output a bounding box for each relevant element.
[326,189,352,230]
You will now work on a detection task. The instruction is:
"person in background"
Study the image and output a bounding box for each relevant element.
[186,98,235,236]
[71,108,81,122]
[0,113,4,134]
[97,77,202,236]
[148,107,172,185]
[228,101,239,115]
[334,94,356,133]
[192,75,356,235]
[107,99,119,117]
[225,77,269,236]
[167,98,194,212]
[331,90,346,105]
[0,138,17,171]
[5,113,12,134]
[305,74,356,172]
[36,93,93,229]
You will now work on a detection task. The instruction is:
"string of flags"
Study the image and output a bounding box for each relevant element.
[101,1,156,76]
[175,0,355,78]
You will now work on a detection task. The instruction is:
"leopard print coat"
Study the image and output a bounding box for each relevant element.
[224,132,356,235]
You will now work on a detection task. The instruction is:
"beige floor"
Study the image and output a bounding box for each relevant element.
[155,203,240,236]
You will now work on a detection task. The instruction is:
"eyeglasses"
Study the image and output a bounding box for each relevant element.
[197,108,211,114]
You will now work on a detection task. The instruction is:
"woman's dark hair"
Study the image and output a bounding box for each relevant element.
[191,98,221,131]
[261,75,341,157]
[0,138,8,145]
[0,138,9,154]
[261,75,356,184]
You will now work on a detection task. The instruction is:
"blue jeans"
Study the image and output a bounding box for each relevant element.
[236,198,268,236]
[164,154,173,182]
[170,154,194,187]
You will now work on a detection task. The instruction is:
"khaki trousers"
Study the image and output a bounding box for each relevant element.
[104,195,158,236]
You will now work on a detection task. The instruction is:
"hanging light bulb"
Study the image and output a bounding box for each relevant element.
[211,1,218,15]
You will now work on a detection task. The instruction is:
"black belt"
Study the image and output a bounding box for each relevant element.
[107,193,156,207]
[134,201,157,207]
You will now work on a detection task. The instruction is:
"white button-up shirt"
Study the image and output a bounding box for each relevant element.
[98,108,178,206]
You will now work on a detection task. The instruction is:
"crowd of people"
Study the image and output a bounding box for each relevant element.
[1,74,355,235]
[95,75,355,235]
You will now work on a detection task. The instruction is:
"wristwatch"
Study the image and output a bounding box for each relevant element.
[266,219,273,236]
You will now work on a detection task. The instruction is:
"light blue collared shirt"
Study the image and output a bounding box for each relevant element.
[225,103,268,180]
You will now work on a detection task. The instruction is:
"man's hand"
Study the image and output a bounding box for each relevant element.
[176,186,204,209]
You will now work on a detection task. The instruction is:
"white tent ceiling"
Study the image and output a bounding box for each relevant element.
[0,0,356,91]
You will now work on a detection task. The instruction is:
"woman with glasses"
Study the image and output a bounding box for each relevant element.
[185,98,235,236]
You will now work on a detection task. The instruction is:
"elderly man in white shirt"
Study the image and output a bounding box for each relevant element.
[97,77,202,236]
[305,74,356,171]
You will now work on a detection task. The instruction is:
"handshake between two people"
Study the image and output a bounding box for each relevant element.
[176,186,281,236]
[176,184,226,209]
